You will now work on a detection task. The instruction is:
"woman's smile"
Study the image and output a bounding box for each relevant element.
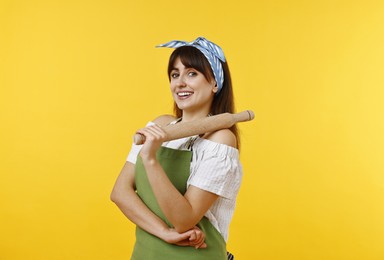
[176,91,194,99]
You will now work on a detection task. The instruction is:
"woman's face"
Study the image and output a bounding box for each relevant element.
[170,57,218,114]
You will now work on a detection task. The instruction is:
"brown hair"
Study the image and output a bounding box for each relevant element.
[167,46,240,149]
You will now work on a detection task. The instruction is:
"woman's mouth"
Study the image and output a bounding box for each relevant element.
[177,91,194,99]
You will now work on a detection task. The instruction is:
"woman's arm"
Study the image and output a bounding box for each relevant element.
[137,124,237,233]
[110,161,206,247]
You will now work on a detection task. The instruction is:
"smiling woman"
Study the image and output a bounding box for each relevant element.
[167,43,239,145]
[111,37,241,260]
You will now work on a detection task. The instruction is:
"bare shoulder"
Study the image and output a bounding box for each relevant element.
[204,129,237,148]
[152,114,177,127]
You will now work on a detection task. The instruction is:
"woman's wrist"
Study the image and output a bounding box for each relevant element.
[140,155,158,166]
[158,226,175,243]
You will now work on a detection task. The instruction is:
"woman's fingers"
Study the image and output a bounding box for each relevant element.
[187,227,207,249]
[196,242,207,249]
[193,229,206,248]
[171,228,207,249]
[189,230,196,241]
[136,124,167,142]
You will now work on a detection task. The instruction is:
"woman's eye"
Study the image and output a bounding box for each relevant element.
[170,73,179,78]
[188,71,197,77]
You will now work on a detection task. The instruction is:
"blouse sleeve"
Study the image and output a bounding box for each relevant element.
[188,141,242,199]
[126,142,143,164]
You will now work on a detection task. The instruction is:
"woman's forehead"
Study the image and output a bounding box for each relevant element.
[171,57,192,70]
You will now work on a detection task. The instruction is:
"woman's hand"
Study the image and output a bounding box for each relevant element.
[136,124,167,161]
[162,226,207,249]
[187,226,207,249]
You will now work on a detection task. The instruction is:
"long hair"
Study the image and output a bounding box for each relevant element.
[167,46,240,149]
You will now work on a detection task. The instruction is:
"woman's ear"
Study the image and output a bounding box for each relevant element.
[212,82,218,93]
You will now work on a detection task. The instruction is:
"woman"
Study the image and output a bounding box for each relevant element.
[111,37,242,260]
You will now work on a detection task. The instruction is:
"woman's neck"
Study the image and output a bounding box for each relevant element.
[180,110,211,122]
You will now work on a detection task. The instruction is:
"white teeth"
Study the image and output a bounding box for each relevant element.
[178,92,192,97]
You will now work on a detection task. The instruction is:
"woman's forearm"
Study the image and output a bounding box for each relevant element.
[111,185,169,239]
[142,159,216,233]
[111,187,206,246]
[110,161,173,240]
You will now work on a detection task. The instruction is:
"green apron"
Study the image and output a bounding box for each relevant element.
[132,146,227,260]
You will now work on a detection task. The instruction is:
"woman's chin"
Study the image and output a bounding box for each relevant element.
[175,101,190,111]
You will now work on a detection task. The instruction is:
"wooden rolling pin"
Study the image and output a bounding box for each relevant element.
[133,110,254,145]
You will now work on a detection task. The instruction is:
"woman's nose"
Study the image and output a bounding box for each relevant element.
[176,75,187,87]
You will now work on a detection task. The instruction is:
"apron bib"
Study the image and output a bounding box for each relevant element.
[131,146,227,260]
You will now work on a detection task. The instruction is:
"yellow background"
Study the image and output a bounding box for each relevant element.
[1,0,383,259]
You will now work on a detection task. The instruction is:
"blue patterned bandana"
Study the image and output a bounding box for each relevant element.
[157,37,226,95]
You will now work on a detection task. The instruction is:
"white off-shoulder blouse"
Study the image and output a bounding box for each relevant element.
[126,122,243,242]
